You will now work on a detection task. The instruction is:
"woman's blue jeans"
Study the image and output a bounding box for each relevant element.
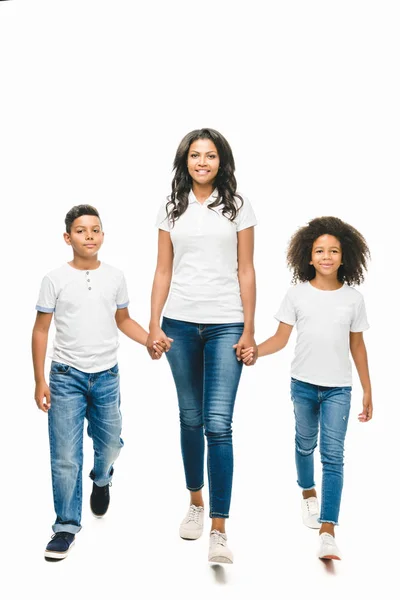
[48,362,124,534]
[291,378,352,525]
[162,317,244,518]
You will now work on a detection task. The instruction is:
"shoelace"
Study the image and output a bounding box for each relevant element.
[186,505,202,524]
[210,530,227,547]
[52,531,73,541]
[305,498,318,516]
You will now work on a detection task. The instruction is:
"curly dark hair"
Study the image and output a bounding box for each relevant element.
[287,216,370,285]
[164,128,243,226]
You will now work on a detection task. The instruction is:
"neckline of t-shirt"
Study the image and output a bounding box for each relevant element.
[307,281,345,293]
[190,188,218,206]
[66,262,103,272]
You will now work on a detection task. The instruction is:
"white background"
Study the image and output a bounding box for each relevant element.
[0,1,399,598]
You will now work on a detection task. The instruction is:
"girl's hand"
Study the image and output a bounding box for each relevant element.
[358,392,373,422]
[233,333,258,366]
[35,381,51,412]
[146,326,173,360]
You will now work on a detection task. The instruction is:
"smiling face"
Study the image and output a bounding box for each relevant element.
[64,214,104,259]
[309,234,343,278]
[187,138,220,187]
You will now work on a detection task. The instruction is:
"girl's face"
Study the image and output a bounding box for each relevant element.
[309,234,342,277]
[187,138,220,187]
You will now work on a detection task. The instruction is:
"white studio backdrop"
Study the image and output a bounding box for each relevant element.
[0,1,399,599]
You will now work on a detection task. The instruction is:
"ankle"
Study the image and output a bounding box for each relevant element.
[319,523,335,536]
[302,489,317,500]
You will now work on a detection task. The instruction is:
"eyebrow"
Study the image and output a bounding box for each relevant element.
[74,225,101,229]
[314,246,341,250]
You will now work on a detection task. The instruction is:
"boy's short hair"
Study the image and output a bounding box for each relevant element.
[65,205,102,233]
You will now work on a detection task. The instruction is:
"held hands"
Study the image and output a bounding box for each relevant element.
[146,326,174,360]
[358,391,373,422]
[233,333,258,366]
[35,381,51,412]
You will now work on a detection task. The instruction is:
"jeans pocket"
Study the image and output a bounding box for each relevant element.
[107,364,119,376]
[50,362,70,375]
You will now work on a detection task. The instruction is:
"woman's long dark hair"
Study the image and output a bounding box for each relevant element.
[165,128,243,226]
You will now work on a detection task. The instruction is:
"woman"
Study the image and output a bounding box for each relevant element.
[148,128,257,563]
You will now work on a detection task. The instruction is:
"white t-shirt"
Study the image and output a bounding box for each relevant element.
[275,282,369,387]
[36,262,129,373]
[156,189,257,323]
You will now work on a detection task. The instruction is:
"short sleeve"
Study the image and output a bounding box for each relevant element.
[350,295,369,332]
[156,200,171,232]
[35,276,56,313]
[116,274,129,309]
[234,195,257,232]
[274,290,297,326]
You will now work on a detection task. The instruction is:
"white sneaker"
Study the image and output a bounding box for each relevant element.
[301,496,320,529]
[208,529,233,564]
[318,533,341,560]
[179,505,204,540]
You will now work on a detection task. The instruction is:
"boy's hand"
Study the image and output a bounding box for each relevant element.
[358,391,373,422]
[147,340,169,360]
[233,334,258,366]
[146,327,173,360]
[35,381,51,412]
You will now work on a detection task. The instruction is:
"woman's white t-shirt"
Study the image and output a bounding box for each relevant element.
[275,282,369,387]
[156,189,257,324]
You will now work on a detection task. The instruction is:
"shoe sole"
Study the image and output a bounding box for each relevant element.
[44,541,75,560]
[179,531,203,540]
[319,554,341,560]
[91,509,108,518]
[209,555,233,564]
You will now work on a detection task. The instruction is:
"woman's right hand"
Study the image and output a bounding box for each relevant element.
[146,326,173,360]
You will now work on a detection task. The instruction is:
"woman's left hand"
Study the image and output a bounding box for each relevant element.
[233,333,258,366]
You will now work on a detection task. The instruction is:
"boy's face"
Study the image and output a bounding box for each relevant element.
[64,215,104,258]
[309,234,342,277]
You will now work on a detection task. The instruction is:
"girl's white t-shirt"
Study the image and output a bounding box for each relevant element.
[156,189,257,324]
[275,282,369,387]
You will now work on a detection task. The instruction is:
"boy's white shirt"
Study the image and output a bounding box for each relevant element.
[275,281,369,387]
[36,262,129,373]
[156,190,257,324]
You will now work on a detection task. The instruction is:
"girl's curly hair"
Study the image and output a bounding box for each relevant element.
[287,216,370,285]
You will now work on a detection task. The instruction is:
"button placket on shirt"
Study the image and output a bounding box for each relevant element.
[86,270,92,291]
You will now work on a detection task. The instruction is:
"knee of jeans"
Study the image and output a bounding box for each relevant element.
[295,437,317,456]
[320,447,344,465]
[204,416,232,439]
[179,410,203,430]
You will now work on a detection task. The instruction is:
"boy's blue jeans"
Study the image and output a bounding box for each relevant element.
[48,362,124,534]
[162,317,244,519]
[290,378,352,525]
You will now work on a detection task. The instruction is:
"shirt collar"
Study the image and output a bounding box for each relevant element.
[188,189,219,205]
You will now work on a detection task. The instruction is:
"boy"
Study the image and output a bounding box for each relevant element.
[32,204,166,560]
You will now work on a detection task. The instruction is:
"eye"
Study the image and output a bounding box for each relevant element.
[208,154,216,159]
[315,249,323,253]
[190,153,198,158]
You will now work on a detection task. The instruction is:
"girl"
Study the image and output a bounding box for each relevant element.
[239,216,372,560]
[148,128,257,563]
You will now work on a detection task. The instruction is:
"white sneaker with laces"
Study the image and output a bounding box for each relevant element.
[208,529,233,564]
[179,505,204,540]
[301,496,320,529]
[318,533,341,560]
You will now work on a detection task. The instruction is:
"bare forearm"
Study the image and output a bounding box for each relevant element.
[258,335,287,357]
[118,319,148,346]
[351,344,372,393]
[238,268,256,334]
[32,329,48,383]
[149,271,172,327]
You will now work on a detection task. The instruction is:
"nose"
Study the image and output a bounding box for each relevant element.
[86,232,94,240]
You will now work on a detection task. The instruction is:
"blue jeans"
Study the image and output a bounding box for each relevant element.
[290,378,351,525]
[162,317,244,518]
[48,362,124,534]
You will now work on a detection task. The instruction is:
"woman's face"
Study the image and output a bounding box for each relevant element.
[187,138,220,186]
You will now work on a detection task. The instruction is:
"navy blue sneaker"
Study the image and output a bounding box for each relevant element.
[90,482,110,517]
[44,532,75,560]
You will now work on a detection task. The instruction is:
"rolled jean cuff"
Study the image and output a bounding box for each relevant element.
[297,483,316,491]
[89,468,114,488]
[187,483,204,492]
[210,512,229,519]
[52,524,82,534]
[319,519,338,526]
